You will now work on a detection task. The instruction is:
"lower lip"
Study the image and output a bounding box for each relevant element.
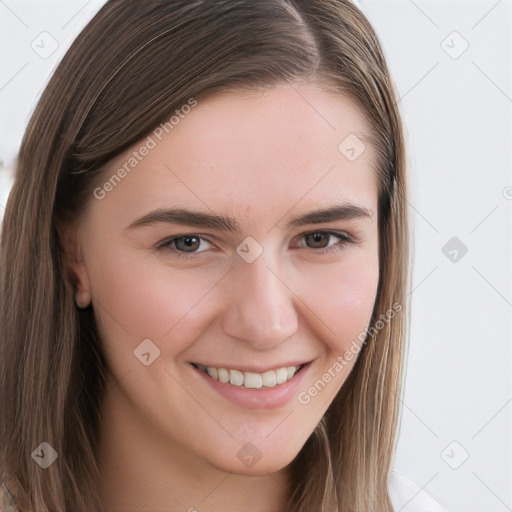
[191,363,311,410]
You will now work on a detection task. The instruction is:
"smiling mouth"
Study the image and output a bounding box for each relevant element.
[190,362,309,389]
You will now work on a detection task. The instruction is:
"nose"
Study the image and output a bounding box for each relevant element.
[220,253,299,350]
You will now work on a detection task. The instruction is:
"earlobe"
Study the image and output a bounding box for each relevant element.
[58,222,92,309]
[74,288,92,310]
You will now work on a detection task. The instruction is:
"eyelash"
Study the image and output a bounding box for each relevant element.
[156,230,355,261]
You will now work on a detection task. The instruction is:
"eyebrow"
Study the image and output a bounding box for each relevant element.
[126,203,372,232]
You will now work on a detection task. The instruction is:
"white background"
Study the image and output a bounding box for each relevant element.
[0,1,511,511]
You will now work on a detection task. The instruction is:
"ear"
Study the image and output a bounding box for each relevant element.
[57,220,91,298]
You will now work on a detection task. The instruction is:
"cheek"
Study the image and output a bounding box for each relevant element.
[86,242,228,356]
[293,256,379,411]
[296,253,380,352]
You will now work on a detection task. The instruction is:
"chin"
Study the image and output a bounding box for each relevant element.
[229,460,289,477]
[208,445,301,476]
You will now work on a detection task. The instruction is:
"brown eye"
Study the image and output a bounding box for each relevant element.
[157,235,213,258]
[299,231,353,254]
[304,232,331,249]
[173,236,202,252]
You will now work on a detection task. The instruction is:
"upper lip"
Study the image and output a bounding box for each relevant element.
[191,360,313,373]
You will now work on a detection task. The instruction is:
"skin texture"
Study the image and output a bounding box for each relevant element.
[65,83,380,512]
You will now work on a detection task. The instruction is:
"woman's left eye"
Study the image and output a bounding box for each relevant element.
[156,230,353,260]
[298,231,353,254]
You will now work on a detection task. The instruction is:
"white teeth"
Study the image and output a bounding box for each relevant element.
[229,369,244,386]
[196,363,302,389]
[206,367,218,379]
[243,372,263,389]
[286,367,296,380]
[276,367,288,384]
[261,370,277,387]
[218,368,230,383]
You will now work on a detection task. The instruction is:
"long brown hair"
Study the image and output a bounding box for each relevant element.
[0,1,409,510]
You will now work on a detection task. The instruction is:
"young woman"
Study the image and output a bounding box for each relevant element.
[0,1,448,511]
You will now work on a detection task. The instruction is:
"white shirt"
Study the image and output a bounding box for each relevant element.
[389,471,449,511]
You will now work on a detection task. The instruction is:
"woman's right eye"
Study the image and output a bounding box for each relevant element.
[157,235,214,260]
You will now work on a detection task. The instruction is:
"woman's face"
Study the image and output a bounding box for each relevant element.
[70,83,380,476]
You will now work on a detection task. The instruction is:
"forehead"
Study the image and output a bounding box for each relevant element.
[92,83,378,226]
[183,83,376,172]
